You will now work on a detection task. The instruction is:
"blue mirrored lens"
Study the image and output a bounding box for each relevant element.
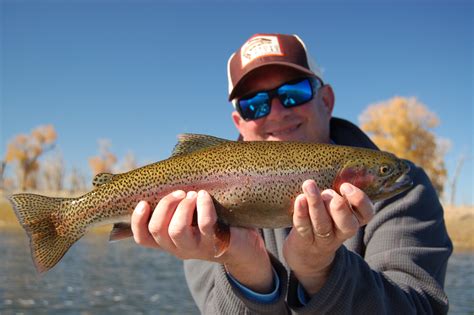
[237,78,317,120]
[238,92,270,120]
[277,79,313,107]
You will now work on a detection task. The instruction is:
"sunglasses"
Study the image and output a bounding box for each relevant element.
[235,77,323,121]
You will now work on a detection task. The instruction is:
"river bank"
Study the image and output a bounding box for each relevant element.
[443,205,474,251]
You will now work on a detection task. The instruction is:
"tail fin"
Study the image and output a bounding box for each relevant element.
[8,193,83,273]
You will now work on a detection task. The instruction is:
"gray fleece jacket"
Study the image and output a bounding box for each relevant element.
[183,117,453,314]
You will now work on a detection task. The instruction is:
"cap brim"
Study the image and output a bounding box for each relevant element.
[228,62,315,101]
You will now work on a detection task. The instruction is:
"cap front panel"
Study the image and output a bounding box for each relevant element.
[240,35,284,68]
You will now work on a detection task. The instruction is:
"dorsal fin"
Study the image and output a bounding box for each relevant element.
[170,134,231,157]
[92,172,115,188]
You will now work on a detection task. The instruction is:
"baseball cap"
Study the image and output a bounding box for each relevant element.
[227,33,323,101]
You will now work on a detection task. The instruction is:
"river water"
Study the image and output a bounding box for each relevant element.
[0,231,472,314]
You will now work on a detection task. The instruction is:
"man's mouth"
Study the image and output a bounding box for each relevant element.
[268,123,301,137]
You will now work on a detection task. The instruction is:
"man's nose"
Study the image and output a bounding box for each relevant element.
[267,96,292,120]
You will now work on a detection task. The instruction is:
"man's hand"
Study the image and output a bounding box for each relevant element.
[283,180,375,296]
[131,190,274,293]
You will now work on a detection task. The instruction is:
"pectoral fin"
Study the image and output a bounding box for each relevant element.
[213,220,230,258]
[208,196,231,257]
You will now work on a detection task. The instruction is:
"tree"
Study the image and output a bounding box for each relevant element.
[5,125,57,190]
[68,167,87,193]
[40,150,65,191]
[359,96,448,196]
[0,158,6,190]
[116,151,138,173]
[449,153,467,205]
[88,139,117,176]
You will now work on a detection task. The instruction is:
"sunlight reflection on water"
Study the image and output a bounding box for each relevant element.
[0,232,198,314]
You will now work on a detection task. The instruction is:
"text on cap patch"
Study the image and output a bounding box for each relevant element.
[240,35,284,68]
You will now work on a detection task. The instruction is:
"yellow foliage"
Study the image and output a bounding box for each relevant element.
[360,96,448,195]
[16,134,28,145]
[42,125,57,143]
[4,125,58,190]
[89,156,107,175]
[88,139,117,176]
[32,125,57,144]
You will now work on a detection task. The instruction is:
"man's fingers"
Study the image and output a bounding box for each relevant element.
[131,201,159,248]
[148,190,186,250]
[196,190,218,237]
[322,189,359,238]
[340,183,375,226]
[292,194,314,243]
[168,191,199,248]
[302,180,333,241]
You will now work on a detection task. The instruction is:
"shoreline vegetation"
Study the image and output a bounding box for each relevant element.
[1,190,472,251]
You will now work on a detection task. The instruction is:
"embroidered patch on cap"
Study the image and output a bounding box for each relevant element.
[240,35,284,68]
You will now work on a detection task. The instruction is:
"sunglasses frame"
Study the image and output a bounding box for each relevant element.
[235,76,324,121]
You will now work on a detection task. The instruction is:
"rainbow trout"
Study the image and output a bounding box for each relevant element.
[9,134,412,273]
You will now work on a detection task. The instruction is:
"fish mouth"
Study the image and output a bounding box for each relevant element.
[383,159,412,192]
[383,173,413,193]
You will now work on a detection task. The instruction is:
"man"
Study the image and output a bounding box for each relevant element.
[131,33,452,314]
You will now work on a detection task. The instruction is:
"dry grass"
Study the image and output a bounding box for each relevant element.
[1,190,472,251]
[0,194,21,230]
[443,205,474,251]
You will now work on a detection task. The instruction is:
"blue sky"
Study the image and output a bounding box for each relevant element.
[1,0,473,204]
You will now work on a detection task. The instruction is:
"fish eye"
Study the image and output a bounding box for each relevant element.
[379,164,392,176]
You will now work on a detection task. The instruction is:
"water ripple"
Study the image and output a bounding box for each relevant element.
[1,231,472,314]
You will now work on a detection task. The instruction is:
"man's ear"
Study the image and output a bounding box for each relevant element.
[321,84,335,115]
[231,111,246,141]
[231,111,243,131]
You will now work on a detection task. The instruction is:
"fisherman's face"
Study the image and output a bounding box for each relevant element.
[231,65,334,143]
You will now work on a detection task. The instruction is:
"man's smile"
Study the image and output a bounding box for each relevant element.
[267,123,302,139]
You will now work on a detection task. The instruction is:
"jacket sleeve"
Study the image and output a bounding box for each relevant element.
[287,163,453,314]
[183,253,290,315]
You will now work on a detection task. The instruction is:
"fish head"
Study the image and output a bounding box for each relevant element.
[332,151,413,202]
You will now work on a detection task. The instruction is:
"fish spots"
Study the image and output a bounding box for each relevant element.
[44,140,409,233]
[9,136,412,273]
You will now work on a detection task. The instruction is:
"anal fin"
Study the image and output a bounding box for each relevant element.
[109,222,133,242]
